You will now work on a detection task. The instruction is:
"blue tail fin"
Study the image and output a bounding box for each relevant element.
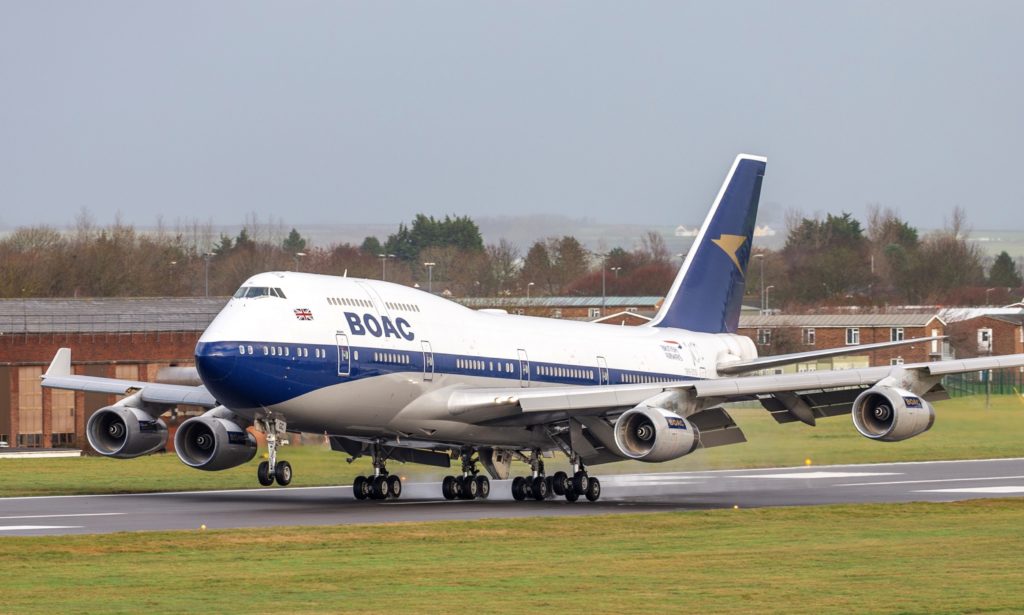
[650,154,767,333]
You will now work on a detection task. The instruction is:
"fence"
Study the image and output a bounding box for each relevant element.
[943,369,1024,397]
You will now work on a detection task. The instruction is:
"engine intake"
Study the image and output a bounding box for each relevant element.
[86,406,168,458]
[174,415,257,471]
[852,386,935,442]
[613,407,700,462]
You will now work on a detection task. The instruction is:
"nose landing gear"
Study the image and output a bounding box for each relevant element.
[256,418,291,487]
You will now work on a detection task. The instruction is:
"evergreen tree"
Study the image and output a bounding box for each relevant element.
[989,251,1023,287]
[282,228,307,253]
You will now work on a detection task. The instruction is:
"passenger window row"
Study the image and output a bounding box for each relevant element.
[385,301,421,312]
[238,345,324,359]
[373,352,410,365]
[328,297,373,308]
[537,365,596,380]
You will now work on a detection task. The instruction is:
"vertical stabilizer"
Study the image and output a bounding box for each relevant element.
[649,154,767,333]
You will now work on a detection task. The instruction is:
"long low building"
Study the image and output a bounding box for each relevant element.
[0,298,225,449]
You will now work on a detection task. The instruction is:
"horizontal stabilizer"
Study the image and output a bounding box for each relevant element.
[716,336,945,375]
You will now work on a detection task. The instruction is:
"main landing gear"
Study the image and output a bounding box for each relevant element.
[256,418,292,487]
[353,440,403,501]
[510,450,601,503]
[442,448,490,501]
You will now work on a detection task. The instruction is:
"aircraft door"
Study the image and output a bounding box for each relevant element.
[597,356,610,385]
[517,349,530,388]
[422,341,434,382]
[336,333,351,377]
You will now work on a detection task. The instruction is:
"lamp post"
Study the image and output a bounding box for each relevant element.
[203,252,214,297]
[293,252,306,272]
[526,282,535,300]
[986,287,996,305]
[753,253,765,313]
[423,262,436,293]
[610,266,622,278]
[378,253,395,281]
[765,285,775,313]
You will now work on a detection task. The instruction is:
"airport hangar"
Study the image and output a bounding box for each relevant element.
[4,295,1018,452]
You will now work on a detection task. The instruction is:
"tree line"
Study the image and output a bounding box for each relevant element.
[0,207,1020,306]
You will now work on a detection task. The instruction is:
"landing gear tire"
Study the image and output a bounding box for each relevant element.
[532,476,549,501]
[387,475,402,499]
[475,475,490,499]
[585,476,601,502]
[572,471,589,495]
[274,460,292,486]
[460,476,479,500]
[551,471,568,495]
[442,475,458,500]
[371,475,389,499]
[564,488,580,502]
[511,476,527,501]
[353,476,370,500]
[257,461,274,487]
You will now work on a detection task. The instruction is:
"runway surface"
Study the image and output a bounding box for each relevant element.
[3,457,1024,536]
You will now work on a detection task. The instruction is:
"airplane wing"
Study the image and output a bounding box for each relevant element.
[40,348,218,409]
[407,353,1024,443]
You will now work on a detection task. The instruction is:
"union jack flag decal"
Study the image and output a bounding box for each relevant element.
[294,308,313,321]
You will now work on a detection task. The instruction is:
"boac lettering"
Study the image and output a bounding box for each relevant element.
[344,312,416,341]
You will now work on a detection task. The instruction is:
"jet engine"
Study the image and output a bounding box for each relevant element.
[86,406,168,458]
[612,407,700,462]
[852,386,935,442]
[174,415,257,471]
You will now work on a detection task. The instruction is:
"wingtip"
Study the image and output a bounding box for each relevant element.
[44,348,72,378]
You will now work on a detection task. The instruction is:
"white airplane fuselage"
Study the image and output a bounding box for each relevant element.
[195,272,757,448]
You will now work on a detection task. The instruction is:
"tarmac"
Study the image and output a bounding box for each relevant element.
[2,457,1023,536]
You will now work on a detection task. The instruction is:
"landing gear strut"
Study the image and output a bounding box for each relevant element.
[256,418,291,487]
[352,440,402,501]
[442,448,490,501]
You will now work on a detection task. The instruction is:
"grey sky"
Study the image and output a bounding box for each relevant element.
[1,1,1022,231]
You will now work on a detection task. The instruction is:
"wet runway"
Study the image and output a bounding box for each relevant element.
[3,457,1024,536]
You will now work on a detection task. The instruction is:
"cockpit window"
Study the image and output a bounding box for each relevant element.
[233,286,287,299]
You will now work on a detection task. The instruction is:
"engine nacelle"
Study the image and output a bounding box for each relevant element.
[613,407,700,462]
[852,386,935,442]
[86,406,168,458]
[174,416,257,471]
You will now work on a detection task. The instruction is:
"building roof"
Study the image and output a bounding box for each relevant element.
[739,313,944,328]
[456,296,664,309]
[0,297,227,334]
[939,306,1024,322]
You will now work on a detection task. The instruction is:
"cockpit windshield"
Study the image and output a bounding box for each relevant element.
[233,286,287,299]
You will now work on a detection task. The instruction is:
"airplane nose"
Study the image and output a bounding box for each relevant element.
[195,343,237,383]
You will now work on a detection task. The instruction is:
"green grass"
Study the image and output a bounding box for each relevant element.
[2,499,1023,613]
[2,395,1023,497]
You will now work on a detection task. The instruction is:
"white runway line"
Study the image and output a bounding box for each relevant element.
[0,525,81,531]
[0,512,125,520]
[838,475,1024,487]
[733,471,900,480]
[915,486,1024,494]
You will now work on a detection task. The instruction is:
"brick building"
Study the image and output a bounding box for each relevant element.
[737,314,948,369]
[946,314,1024,359]
[0,298,225,449]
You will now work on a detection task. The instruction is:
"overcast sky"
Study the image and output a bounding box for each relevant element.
[1,1,1022,231]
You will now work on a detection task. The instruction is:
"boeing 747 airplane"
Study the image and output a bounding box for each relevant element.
[41,155,1024,502]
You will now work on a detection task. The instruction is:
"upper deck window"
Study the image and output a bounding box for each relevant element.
[233,286,287,299]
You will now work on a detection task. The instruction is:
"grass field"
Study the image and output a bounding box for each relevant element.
[1,499,1023,613]
[2,395,1023,498]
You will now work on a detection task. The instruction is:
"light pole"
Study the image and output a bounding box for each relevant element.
[526,282,535,300]
[378,253,395,281]
[203,252,214,297]
[753,253,765,312]
[293,252,306,272]
[986,287,996,305]
[423,262,436,293]
[765,285,775,313]
[610,266,622,278]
